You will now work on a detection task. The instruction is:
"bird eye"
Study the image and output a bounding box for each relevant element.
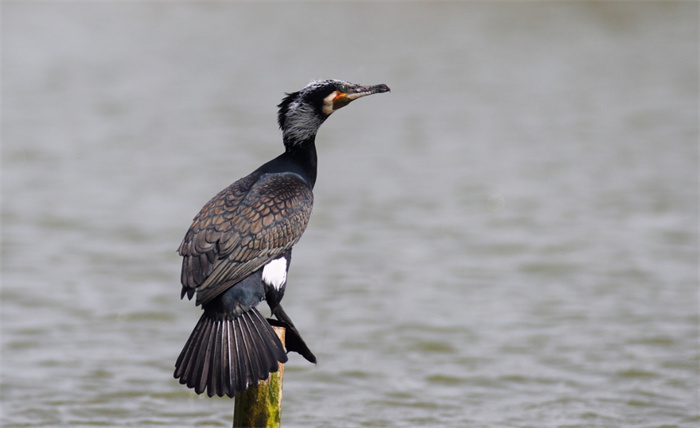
[338,85,347,93]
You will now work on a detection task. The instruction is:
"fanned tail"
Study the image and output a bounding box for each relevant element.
[174,308,288,397]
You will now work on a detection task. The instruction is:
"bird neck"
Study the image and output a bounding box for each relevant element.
[283,136,317,188]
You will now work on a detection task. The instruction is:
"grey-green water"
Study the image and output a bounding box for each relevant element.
[2,2,698,427]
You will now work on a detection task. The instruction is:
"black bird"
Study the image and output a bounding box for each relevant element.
[174,79,390,397]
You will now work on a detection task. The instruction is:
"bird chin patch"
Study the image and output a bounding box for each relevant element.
[322,91,339,115]
[323,91,353,115]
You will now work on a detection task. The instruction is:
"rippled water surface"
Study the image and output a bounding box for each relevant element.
[3,3,698,427]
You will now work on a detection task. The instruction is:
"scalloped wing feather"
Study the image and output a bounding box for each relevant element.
[178,172,313,305]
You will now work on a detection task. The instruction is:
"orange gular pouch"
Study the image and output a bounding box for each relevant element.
[332,92,352,110]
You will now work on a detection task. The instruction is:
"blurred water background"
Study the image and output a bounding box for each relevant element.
[2,2,698,427]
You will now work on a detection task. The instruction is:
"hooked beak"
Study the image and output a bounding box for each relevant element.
[327,83,391,113]
[344,83,391,101]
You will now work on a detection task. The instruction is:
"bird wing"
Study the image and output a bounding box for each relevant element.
[178,171,313,306]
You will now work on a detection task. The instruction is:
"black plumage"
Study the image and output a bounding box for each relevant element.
[174,80,389,397]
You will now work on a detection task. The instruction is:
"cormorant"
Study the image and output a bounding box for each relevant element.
[174,79,390,397]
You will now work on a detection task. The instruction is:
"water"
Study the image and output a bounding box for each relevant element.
[3,2,698,427]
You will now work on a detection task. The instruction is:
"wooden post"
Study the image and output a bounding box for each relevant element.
[233,326,285,428]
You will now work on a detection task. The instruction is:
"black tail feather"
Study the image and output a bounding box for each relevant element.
[207,320,223,395]
[174,308,288,398]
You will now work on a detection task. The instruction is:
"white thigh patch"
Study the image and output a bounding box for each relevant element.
[262,257,287,291]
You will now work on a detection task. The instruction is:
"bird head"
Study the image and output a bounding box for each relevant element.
[277,80,390,146]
